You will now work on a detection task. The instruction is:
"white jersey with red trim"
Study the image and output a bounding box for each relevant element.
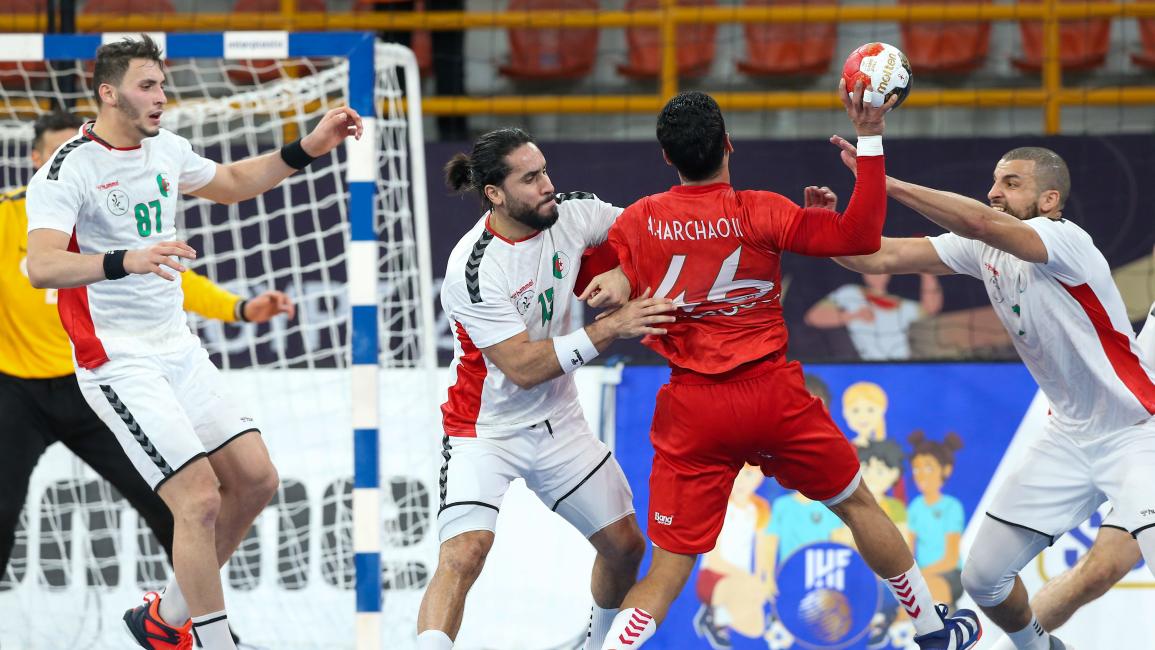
[25,124,217,370]
[930,217,1155,439]
[440,193,621,437]
[1139,301,1155,367]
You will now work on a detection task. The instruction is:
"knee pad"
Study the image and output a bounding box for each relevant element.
[960,559,1016,608]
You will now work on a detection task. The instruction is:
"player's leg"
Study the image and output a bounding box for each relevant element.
[987,523,1139,650]
[761,361,978,647]
[418,530,495,643]
[600,380,746,649]
[176,346,277,569]
[417,434,522,648]
[76,359,235,650]
[959,431,1101,650]
[527,413,645,649]
[1095,419,1155,579]
[50,374,176,564]
[1031,523,1138,631]
[0,373,52,576]
[204,433,279,566]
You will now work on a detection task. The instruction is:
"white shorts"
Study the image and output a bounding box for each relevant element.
[76,341,260,491]
[987,419,1155,541]
[437,409,634,543]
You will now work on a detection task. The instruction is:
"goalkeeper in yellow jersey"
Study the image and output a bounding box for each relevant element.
[0,111,293,648]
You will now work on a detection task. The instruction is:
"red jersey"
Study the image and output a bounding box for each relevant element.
[607,155,887,374]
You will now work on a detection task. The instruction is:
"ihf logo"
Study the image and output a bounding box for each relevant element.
[773,542,880,649]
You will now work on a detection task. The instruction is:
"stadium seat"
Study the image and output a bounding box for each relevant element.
[617,0,717,79]
[899,0,991,73]
[737,0,837,76]
[0,0,47,89]
[79,0,177,28]
[1013,0,1111,72]
[499,0,599,81]
[230,0,329,84]
[354,0,434,77]
[1133,19,1155,69]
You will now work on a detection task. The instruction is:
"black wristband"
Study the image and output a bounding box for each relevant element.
[103,250,128,280]
[280,138,317,170]
[235,299,250,322]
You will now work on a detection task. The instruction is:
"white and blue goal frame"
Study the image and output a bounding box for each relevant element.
[8,31,429,650]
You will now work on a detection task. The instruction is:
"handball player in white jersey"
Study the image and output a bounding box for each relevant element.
[24,35,362,650]
[983,299,1155,649]
[831,141,1155,650]
[416,128,675,650]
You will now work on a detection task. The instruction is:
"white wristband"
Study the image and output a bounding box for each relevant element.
[856,135,883,157]
[553,328,599,374]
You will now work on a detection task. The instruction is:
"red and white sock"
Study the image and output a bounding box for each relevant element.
[885,564,943,636]
[600,608,656,649]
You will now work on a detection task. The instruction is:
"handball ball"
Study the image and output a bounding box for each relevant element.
[842,42,913,110]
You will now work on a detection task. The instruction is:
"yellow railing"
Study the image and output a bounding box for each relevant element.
[7,1,1155,132]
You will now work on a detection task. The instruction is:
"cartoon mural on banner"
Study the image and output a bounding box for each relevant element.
[614,363,1040,649]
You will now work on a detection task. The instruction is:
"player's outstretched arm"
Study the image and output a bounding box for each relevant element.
[188,107,363,206]
[481,290,674,390]
[831,135,1048,263]
[783,81,893,258]
[27,228,196,289]
[181,270,296,323]
[834,237,954,276]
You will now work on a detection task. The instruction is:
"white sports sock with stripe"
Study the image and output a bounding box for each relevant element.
[190,610,237,649]
[584,604,619,649]
[884,564,943,636]
[1006,617,1050,650]
[600,608,656,649]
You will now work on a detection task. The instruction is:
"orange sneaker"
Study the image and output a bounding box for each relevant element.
[122,592,193,649]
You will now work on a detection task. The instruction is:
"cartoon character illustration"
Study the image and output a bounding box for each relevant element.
[693,464,772,648]
[842,381,889,447]
[761,492,846,605]
[907,430,967,607]
[859,439,909,540]
[804,273,943,360]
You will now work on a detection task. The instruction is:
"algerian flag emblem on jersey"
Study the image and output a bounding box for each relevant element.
[156,173,170,197]
[552,251,571,279]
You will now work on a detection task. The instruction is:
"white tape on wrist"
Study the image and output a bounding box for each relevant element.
[856,135,884,157]
[553,328,599,374]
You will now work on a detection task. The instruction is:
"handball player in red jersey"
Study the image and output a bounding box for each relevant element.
[585,87,982,650]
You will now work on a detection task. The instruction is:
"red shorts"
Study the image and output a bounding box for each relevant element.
[647,353,860,555]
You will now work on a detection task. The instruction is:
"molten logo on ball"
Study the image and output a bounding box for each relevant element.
[842,42,913,110]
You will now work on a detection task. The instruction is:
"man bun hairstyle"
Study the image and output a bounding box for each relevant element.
[444,127,535,208]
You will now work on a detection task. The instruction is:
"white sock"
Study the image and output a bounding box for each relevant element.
[1006,617,1050,650]
[159,578,191,626]
[601,608,656,650]
[190,610,237,650]
[884,564,943,636]
[417,629,453,649]
[584,605,618,649]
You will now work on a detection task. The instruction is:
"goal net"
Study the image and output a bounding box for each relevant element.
[0,37,440,650]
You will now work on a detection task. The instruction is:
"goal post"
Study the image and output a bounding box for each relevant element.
[0,31,435,650]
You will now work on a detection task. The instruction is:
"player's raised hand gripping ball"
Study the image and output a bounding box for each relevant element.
[842,43,913,110]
